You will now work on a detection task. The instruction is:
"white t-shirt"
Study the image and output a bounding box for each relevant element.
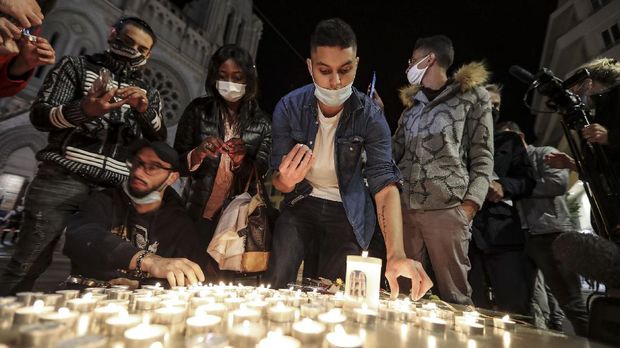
[305,106,342,202]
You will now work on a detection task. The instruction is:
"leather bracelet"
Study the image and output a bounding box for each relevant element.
[135,250,152,279]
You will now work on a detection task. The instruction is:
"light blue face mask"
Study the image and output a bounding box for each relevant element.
[313,81,354,107]
[122,174,169,205]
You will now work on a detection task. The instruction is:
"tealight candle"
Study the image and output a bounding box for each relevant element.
[325,325,363,348]
[66,294,97,313]
[84,288,106,295]
[186,314,222,336]
[0,296,16,305]
[142,283,164,295]
[300,303,322,319]
[292,318,325,345]
[36,294,63,308]
[268,302,295,323]
[229,320,266,348]
[39,307,79,337]
[154,305,186,325]
[56,335,108,348]
[16,292,43,306]
[257,331,301,348]
[224,296,245,311]
[353,303,378,324]
[344,251,382,309]
[379,304,403,321]
[232,305,261,323]
[246,300,269,318]
[91,303,122,334]
[104,311,141,337]
[330,292,345,308]
[195,302,227,318]
[455,315,485,335]
[421,312,447,333]
[318,309,347,330]
[123,323,168,348]
[493,315,516,330]
[55,290,80,302]
[13,300,54,326]
[0,302,22,329]
[107,289,131,301]
[134,295,161,311]
[18,322,64,347]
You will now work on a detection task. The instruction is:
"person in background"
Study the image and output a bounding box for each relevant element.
[174,44,272,279]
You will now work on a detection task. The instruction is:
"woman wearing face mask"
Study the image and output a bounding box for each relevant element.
[174,44,272,278]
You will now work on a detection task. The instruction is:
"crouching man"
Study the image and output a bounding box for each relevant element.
[63,140,209,288]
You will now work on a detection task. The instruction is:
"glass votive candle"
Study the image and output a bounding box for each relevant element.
[57,335,108,348]
[246,300,269,318]
[123,323,168,348]
[229,320,266,348]
[195,302,227,318]
[13,300,54,326]
[186,314,222,336]
[232,304,261,324]
[353,303,378,324]
[18,322,64,347]
[300,303,323,319]
[16,292,43,306]
[268,302,295,323]
[38,307,79,338]
[325,325,363,348]
[292,318,325,346]
[66,294,97,313]
[257,330,301,348]
[318,309,347,330]
[104,311,141,337]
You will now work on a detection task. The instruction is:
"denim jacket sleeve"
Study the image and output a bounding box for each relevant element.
[364,106,403,196]
[270,97,296,171]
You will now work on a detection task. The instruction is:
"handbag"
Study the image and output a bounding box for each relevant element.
[207,166,273,273]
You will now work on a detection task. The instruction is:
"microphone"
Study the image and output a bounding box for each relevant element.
[552,232,620,288]
[509,65,535,85]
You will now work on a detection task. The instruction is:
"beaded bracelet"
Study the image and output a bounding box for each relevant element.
[134,250,152,279]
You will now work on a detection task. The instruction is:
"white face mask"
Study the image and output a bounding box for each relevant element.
[406,54,430,85]
[122,173,170,205]
[313,81,354,107]
[216,80,246,102]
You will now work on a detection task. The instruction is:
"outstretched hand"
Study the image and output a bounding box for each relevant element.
[385,257,433,300]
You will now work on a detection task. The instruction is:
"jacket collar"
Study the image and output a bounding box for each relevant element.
[399,61,490,109]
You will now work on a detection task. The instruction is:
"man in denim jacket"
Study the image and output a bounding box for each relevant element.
[265,18,432,299]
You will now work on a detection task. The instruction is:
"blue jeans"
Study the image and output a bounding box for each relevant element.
[264,196,362,289]
[0,163,94,295]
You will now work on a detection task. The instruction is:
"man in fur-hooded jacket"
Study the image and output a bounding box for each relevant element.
[392,35,494,305]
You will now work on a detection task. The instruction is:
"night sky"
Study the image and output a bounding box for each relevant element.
[252,0,558,142]
[173,0,559,142]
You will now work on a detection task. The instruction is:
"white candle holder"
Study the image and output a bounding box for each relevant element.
[292,318,326,346]
[229,320,266,348]
[123,323,168,348]
[344,251,382,309]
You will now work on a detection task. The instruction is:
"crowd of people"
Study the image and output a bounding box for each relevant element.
[1,0,620,340]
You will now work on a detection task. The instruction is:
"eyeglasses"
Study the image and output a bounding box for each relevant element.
[127,158,173,176]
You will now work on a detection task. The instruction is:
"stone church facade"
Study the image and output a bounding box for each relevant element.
[0,0,263,210]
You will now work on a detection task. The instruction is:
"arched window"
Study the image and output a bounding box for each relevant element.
[223,11,234,43]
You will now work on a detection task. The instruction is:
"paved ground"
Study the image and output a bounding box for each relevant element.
[0,235,71,292]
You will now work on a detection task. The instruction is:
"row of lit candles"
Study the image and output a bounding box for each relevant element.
[0,283,517,347]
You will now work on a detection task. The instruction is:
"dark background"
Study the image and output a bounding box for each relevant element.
[175,0,559,142]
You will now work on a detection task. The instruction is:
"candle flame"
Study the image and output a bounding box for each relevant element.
[467,339,477,348]
[362,250,369,257]
[242,320,250,328]
[82,293,93,300]
[361,303,368,311]
[119,310,129,319]
[502,315,510,322]
[155,282,161,288]
[33,300,44,309]
[58,307,70,315]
